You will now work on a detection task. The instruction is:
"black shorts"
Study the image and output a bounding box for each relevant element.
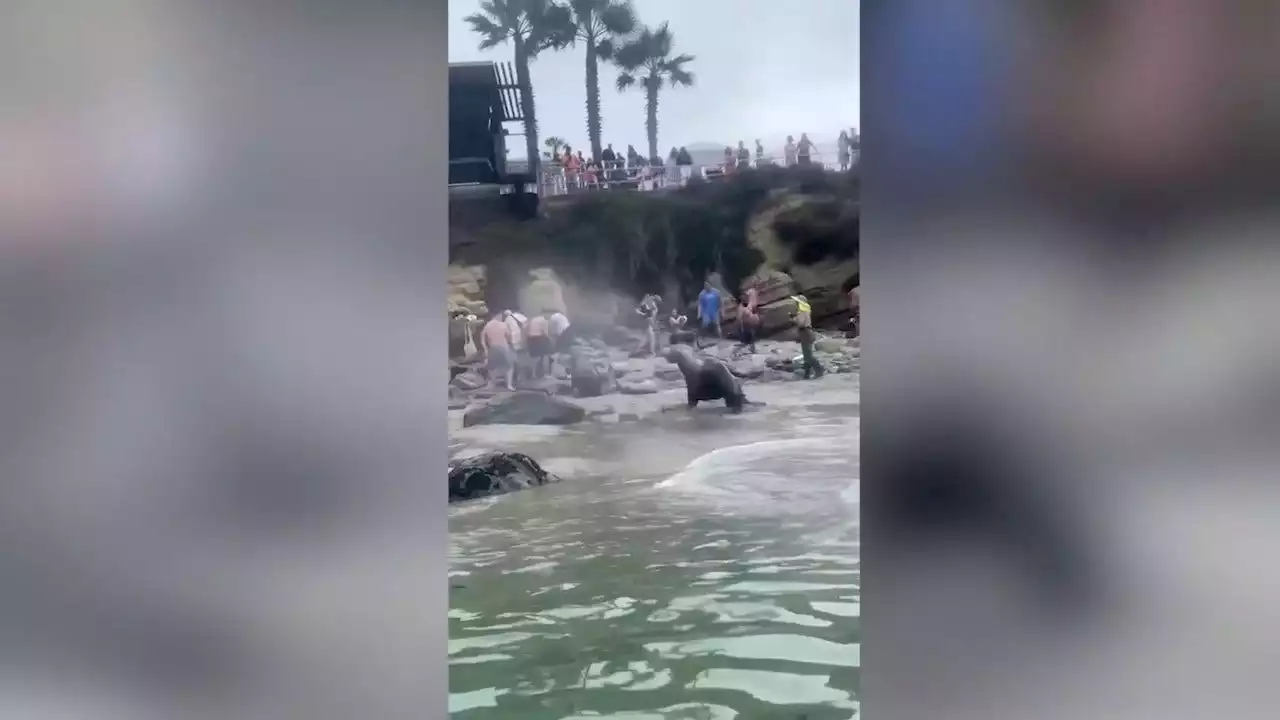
[528,335,553,357]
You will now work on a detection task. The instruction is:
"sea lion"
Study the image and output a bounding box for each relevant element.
[664,346,747,412]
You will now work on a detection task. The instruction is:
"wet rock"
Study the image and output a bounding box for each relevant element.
[814,337,847,353]
[517,267,568,317]
[448,397,469,410]
[611,361,631,377]
[728,360,766,380]
[585,404,615,417]
[600,325,646,349]
[462,391,587,427]
[571,372,613,398]
[448,452,560,503]
[669,329,697,345]
[451,370,487,391]
[618,379,659,395]
[568,348,615,398]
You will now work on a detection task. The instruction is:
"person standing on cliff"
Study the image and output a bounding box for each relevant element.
[480,311,516,391]
[784,136,798,167]
[697,281,723,345]
[797,133,817,166]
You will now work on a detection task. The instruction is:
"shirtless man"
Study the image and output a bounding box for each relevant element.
[480,311,515,391]
[525,311,552,378]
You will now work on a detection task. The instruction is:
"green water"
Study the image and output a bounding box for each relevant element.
[449,376,860,719]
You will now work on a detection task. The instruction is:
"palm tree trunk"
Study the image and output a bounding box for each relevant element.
[585,42,602,162]
[513,41,540,178]
[644,79,658,162]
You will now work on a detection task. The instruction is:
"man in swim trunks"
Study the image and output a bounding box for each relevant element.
[480,310,515,391]
[525,311,553,378]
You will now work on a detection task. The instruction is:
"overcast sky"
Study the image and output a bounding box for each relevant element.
[448,0,858,158]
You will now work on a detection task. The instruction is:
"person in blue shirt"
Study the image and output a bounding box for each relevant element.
[696,281,722,342]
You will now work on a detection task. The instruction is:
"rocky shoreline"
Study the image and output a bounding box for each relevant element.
[449,330,860,426]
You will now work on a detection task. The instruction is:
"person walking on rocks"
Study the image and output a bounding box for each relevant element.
[697,281,722,345]
[637,293,661,356]
[480,311,516,391]
[549,309,572,352]
[526,311,553,378]
[503,309,528,381]
[790,294,825,379]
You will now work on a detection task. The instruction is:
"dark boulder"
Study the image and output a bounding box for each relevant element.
[568,348,615,398]
[462,390,587,427]
[448,452,560,502]
[451,369,487,391]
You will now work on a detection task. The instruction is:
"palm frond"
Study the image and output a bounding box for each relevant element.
[616,72,636,92]
[596,37,616,59]
[527,2,576,54]
[666,67,694,87]
[611,34,650,70]
[481,0,519,29]
[599,1,636,35]
[464,13,509,50]
[651,21,673,58]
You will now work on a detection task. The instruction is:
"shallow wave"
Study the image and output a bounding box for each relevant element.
[655,432,859,517]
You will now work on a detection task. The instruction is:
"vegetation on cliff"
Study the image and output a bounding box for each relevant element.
[471,165,859,307]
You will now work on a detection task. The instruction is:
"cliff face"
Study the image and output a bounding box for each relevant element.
[446,165,858,342]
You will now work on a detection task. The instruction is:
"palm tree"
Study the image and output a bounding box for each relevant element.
[566,0,636,161]
[614,22,695,163]
[544,135,567,159]
[464,0,575,177]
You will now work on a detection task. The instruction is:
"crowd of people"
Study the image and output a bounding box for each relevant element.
[546,143,697,191]
[720,128,860,173]
[544,127,859,192]
[461,275,858,392]
[471,307,573,392]
[633,279,858,381]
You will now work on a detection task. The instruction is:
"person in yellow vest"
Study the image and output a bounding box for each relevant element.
[790,294,825,379]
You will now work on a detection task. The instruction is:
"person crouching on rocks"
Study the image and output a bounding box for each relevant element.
[667,307,693,345]
[790,294,825,379]
[480,310,516,391]
[525,311,553,378]
[637,293,661,356]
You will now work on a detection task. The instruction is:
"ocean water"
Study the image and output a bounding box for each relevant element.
[449,375,860,718]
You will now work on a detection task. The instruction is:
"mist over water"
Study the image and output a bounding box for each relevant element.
[449,376,860,718]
